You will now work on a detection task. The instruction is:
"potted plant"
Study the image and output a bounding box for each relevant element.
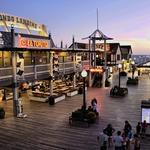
[119,71,127,76]
[48,96,55,105]
[86,111,96,123]
[0,107,5,119]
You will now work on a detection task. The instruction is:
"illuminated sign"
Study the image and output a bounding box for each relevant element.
[0,13,37,28]
[142,108,150,124]
[90,68,104,73]
[0,13,48,36]
[18,37,49,49]
[95,43,110,51]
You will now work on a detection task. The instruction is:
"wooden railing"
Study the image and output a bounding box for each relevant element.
[0,60,89,85]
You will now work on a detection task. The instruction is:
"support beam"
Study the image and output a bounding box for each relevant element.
[102,40,107,87]
[49,52,53,95]
[11,25,19,117]
[89,39,92,87]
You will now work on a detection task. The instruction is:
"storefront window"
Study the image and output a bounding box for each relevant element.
[59,56,64,63]
[45,52,49,63]
[0,51,2,67]
[3,51,11,67]
[82,53,88,61]
[24,51,32,66]
[64,56,72,62]
[42,56,47,64]
[32,51,48,65]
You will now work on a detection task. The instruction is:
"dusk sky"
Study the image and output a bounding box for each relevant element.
[1,0,150,54]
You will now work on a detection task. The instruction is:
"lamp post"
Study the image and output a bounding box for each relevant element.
[81,69,87,111]
[118,64,122,88]
[129,58,132,71]
[32,57,37,80]
[122,59,125,71]
[131,61,135,79]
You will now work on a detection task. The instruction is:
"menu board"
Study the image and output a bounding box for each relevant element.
[142,108,150,124]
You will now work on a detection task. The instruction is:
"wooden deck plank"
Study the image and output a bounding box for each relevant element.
[0,74,150,149]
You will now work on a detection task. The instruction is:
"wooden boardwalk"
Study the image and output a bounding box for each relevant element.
[0,74,150,150]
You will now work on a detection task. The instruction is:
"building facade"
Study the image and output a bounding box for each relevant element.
[0,13,89,87]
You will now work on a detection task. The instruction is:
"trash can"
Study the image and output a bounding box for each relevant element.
[78,87,83,94]
[48,96,55,105]
[0,107,5,119]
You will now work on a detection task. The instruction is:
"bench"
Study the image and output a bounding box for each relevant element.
[127,77,138,85]
[67,90,78,97]
[69,116,90,127]
[48,95,66,105]
[110,86,128,97]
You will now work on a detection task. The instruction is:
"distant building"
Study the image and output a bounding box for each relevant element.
[69,42,132,65]
[132,55,150,65]
[120,45,132,60]
[0,13,85,86]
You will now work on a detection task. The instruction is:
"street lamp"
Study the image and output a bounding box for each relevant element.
[32,57,37,80]
[129,58,132,71]
[118,64,122,88]
[131,61,135,79]
[122,59,125,71]
[81,69,88,111]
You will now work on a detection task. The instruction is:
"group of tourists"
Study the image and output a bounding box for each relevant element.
[97,120,148,150]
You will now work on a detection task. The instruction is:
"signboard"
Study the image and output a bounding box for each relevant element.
[0,13,47,36]
[0,13,37,28]
[95,43,110,51]
[90,67,104,73]
[18,37,49,48]
[15,35,50,49]
[142,108,150,124]
[141,100,150,124]
[0,31,50,49]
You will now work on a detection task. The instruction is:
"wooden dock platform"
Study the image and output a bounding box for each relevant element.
[0,74,150,150]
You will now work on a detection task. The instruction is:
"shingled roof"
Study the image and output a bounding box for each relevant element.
[69,42,87,49]
[108,43,120,54]
[120,45,132,54]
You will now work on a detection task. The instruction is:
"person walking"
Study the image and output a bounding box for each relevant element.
[97,129,108,150]
[91,98,99,116]
[136,122,141,136]
[105,124,115,147]
[123,120,132,149]
[141,120,147,138]
[113,131,123,150]
[124,120,132,137]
